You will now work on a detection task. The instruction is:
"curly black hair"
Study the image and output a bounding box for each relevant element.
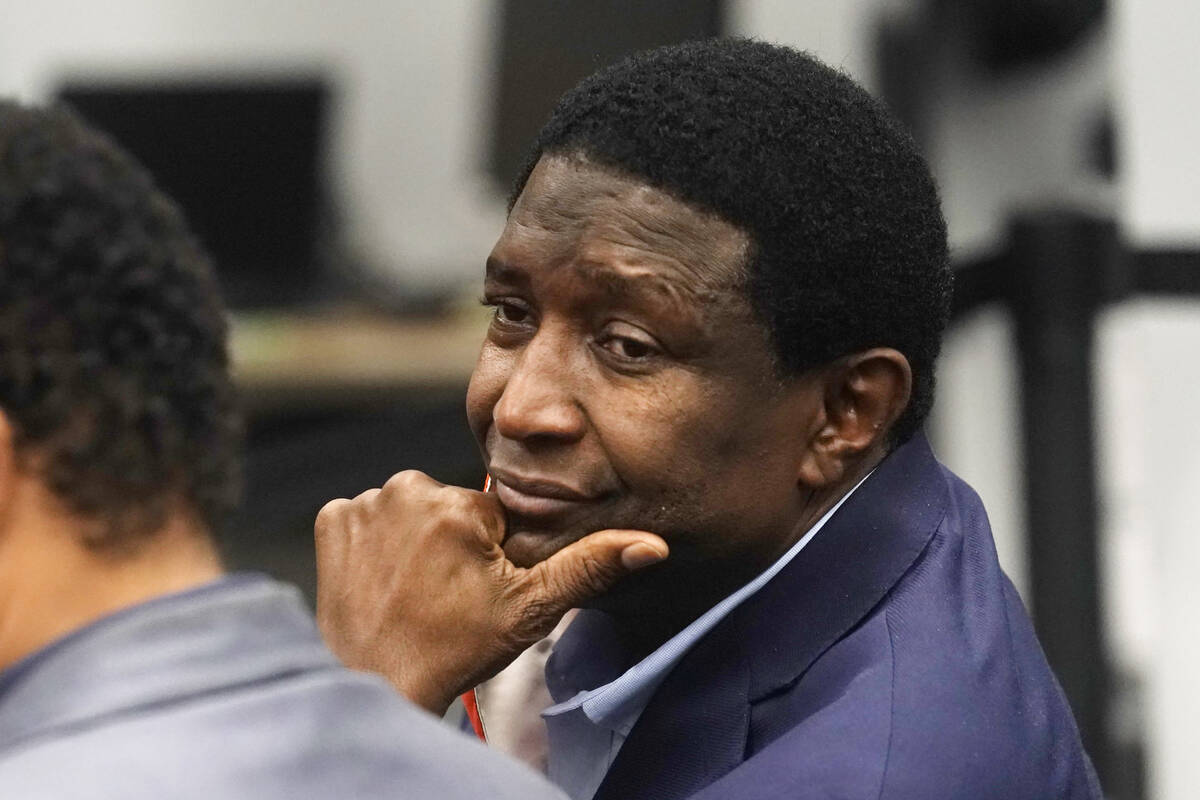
[0,101,241,549]
[513,39,952,443]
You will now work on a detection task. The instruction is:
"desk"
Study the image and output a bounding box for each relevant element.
[230,306,491,414]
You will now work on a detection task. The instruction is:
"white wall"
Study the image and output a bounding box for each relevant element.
[1096,300,1200,800]
[1114,0,1200,247]
[725,0,903,93]
[1111,2,1200,797]
[0,0,507,290]
[929,29,1114,258]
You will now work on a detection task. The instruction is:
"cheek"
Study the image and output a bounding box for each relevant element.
[465,344,508,444]
[599,383,730,498]
[619,384,797,527]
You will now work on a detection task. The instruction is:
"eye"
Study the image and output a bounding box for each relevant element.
[596,322,661,363]
[495,301,530,324]
[604,336,654,360]
[480,296,534,327]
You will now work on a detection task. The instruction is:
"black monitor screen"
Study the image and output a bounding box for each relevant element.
[59,80,328,308]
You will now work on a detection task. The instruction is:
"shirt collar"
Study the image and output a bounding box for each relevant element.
[543,471,873,737]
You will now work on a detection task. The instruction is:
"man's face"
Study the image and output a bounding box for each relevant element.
[467,155,822,594]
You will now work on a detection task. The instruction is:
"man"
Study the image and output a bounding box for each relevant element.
[0,101,579,799]
[317,39,1104,799]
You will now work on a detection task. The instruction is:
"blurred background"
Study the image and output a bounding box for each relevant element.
[1,1,1196,797]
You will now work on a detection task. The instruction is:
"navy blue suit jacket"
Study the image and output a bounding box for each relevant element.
[591,433,1102,800]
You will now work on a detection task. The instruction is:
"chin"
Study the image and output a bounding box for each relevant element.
[501,527,587,568]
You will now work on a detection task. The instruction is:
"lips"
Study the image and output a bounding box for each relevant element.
[487,466,597,519]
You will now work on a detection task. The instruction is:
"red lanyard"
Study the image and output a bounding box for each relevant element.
[460,473,495,741]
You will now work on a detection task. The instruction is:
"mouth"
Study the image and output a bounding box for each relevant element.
[487,466,598,519]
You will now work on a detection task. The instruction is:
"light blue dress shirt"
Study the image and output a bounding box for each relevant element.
[541,474,871,800]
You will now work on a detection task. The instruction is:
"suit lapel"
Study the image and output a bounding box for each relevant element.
[593,622,751,800]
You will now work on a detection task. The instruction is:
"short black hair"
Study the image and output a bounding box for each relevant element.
[0,101,241,549]
[513,38,952,443]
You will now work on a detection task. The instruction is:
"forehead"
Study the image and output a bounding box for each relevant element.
[493,155,750,294]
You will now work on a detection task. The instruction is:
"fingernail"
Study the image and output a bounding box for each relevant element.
[621,542,667,571]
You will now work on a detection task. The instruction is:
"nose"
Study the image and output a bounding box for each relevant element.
[492,328,586,445]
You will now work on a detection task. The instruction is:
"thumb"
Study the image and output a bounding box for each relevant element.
[522,530,668,617]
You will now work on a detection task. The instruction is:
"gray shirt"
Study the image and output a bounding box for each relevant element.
[0,574,565,799]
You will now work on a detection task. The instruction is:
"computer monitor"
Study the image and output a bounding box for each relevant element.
[59,79,330,308]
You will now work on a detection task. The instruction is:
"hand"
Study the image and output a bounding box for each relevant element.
[314,470,668,716]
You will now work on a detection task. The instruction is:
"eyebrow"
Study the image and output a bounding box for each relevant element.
[485,255,727,313]
[576,262,685,298]
[486,255,686,293]
[581,260,736,311]
[575,263,737,333]
[484,257,531,287]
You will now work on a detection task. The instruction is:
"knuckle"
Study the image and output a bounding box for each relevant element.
[535,571,578,613]
[352,487,381,505]
[443,487,476,515]
[507,596,559,644]
[314,498,349,532]
[386,469,420,490]
[552,556,617,605]
[433,486,493,530]
[578,556,618,594]
[382,469,435,498]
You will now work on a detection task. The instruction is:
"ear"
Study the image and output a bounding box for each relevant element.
[796,348,912,488]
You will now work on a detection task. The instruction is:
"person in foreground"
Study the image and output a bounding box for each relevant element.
[0,101,578,799]
[316,39,1104,799]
